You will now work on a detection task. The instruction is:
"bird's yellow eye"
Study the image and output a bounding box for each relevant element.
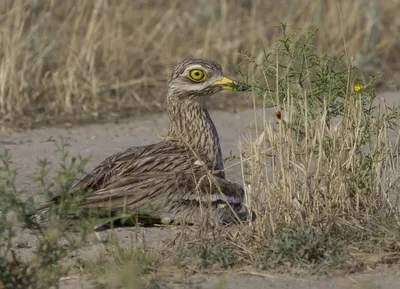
[189,69,206,81]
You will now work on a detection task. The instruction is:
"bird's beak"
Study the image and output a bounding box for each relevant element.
[212,77,250,91]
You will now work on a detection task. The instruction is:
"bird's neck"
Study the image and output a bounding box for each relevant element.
[166,95,224,172]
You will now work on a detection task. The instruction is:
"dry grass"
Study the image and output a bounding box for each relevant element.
[224,26,400,272]
[0,0,399,130]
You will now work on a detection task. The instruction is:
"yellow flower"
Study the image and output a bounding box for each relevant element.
[354,84,364,93]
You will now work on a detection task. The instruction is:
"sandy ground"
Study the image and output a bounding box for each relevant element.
[1,92,399,288]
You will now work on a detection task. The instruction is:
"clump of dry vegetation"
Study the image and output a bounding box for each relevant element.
[226,25,400,272]
[0,0,399,130]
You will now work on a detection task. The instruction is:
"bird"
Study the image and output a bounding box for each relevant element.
[28,58,250,230]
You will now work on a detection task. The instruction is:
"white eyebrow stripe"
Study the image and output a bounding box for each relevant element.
[184,65,207,73]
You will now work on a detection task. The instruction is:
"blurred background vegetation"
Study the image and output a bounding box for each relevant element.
[0,0,398,130]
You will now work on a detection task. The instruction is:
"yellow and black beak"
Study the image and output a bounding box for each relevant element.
[212,77,250,91]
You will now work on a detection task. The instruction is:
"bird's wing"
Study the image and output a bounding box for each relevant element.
[71,141,206,191]
[27,146,245,228]
[78,171,245,225]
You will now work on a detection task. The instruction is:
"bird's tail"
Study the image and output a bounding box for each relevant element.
[23,198,87,230]
[24,201,161,231]
[23,204,52,229]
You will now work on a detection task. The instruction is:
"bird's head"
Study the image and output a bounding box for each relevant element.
[167,58,249,101]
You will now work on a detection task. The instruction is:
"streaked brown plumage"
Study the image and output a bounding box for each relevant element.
[30,58,249,228]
